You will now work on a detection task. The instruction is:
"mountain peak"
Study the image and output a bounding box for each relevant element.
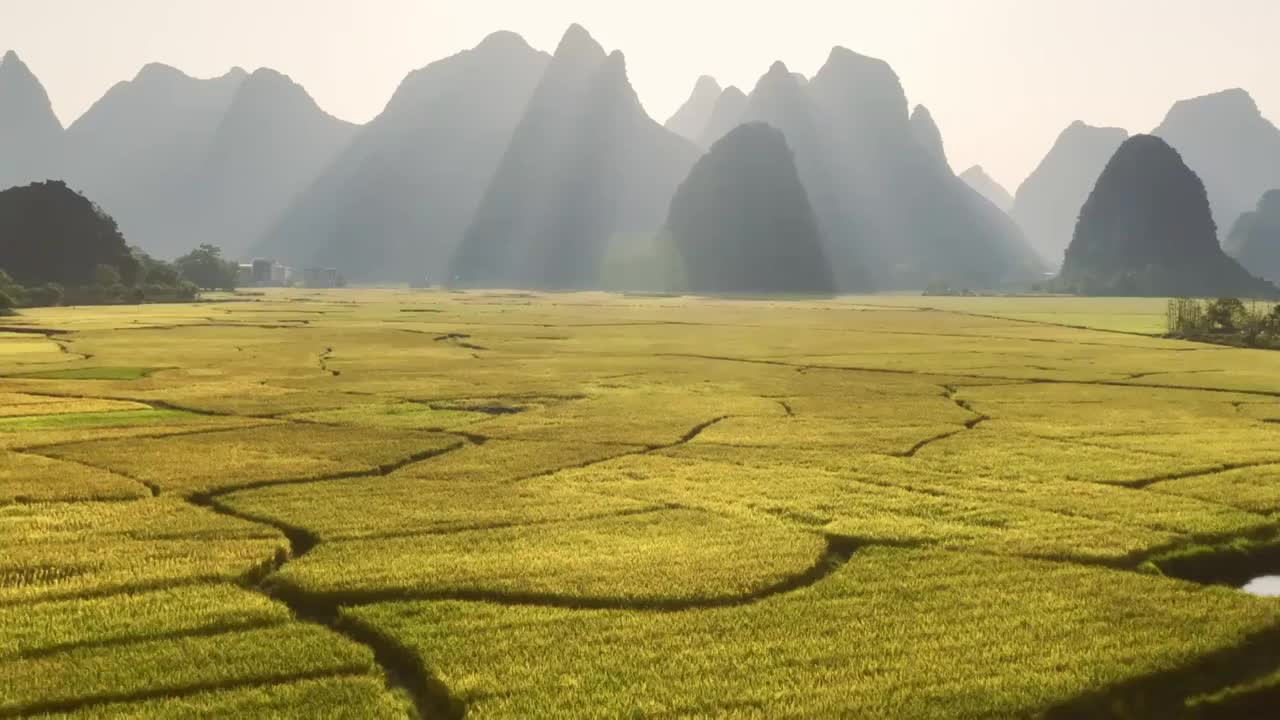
[1166,87,1260,120]
[666,75,726,143]
[135,62,186,82]
[2,50,19,66]
[767,60,791,76]
[960,165,1014,212]
[910,104,948,169]
[476,30,533,53]
[695,75,720,91]
[556,23,606,61]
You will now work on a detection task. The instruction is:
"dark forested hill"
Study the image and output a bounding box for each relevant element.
[0,181,138,286]
[1057,135,1277,298]
[665,123,833,294]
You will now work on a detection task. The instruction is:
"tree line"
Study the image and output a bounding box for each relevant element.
[0,182,239,314]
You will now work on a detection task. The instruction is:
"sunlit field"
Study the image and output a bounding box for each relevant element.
[4,289,1280,718]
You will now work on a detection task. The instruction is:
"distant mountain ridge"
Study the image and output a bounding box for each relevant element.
[714,48,1042,290]
[450,25,698,289]
[665,76,723,145]
[1012,121,1130,267]
[960,166,1012,212]
[1228,190,1280,283]
[63,63,248,258]
[257,31,550,281]
[1154,88,1280,239]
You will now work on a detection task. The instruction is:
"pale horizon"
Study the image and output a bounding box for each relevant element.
[3,0,1278,190]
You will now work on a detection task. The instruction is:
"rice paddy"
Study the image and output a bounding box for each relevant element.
[3,289,1280,718]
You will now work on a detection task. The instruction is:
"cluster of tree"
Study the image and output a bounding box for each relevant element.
[0,181,236,310]
[1167,297,1280,348]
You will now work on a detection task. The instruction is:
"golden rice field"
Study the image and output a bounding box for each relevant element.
[3,289,1280,718]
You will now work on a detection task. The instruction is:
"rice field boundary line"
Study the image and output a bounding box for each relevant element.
[11,617,289,662]
[508,415,730,484]
[1120,460,1280,490]
[1040,622,1280,718]
[657,353,1280,400]
[9,449,160,498]
[0,669,371,720]
[265,535,857,614]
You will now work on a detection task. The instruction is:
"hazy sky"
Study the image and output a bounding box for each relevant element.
[3,0,1277,190]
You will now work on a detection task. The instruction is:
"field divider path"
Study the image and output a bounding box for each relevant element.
[0,669,375,720]
[176,436,486,720]
[266,534,858,614]
[509,415,729,484]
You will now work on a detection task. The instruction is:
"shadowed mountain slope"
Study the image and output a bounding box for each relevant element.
[1227,190,1280,283]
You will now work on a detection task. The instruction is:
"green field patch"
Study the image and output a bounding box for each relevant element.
[269,509,826,605]
[693,416,969,456]
[0,397,151,418]
[29,676,413,720]
[0,409,202,433]
[344,546,1280,719]
[0,499,286,604]
[475,388,779,445]
[558,453,1180,562]
[1,451,147,504]
[391,439,640,483]
[1155,465,1280,515]
[221,474,654,541]
[41,424,460,496]
[6,367,158,381]
[2,624,378,717]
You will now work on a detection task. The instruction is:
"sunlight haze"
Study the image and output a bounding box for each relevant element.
[3,0,1278,189]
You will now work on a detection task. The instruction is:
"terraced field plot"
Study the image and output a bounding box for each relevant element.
[3,290,1280,718]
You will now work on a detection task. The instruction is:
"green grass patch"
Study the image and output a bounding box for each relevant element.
[6,366,158,380]
[0,409,199,433]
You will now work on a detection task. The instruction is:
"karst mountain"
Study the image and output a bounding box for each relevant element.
[1154,88,1280,239]
[0,51,63,191]
[960,166,1013,212]
[1056,134,1277,298]
[449,25,699,289]
[665,123,833,294]
[257,32,549,281]
[1012,121,1130,267]
[1227,190,1280,283]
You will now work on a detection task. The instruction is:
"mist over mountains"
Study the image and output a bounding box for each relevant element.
[450,25,698,290]
[4,27,1280,296]
[258,31,549,282]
